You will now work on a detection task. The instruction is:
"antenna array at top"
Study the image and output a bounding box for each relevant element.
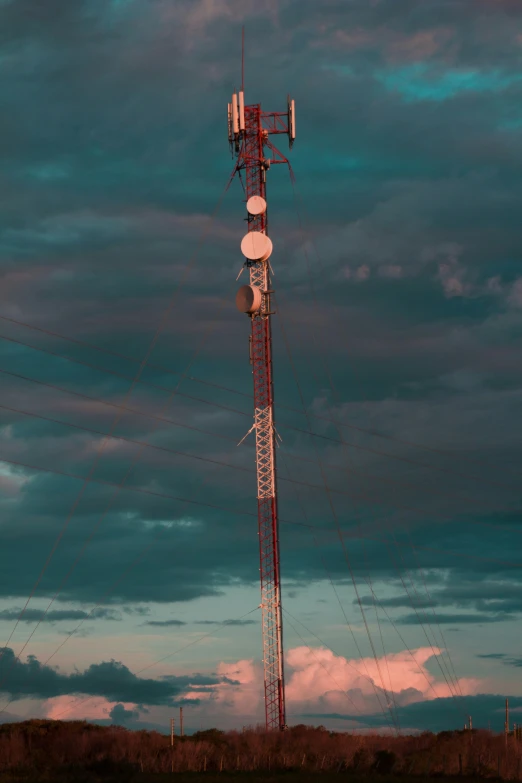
[227,91,296,155]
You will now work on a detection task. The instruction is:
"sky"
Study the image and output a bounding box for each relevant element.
[0,0,522,735]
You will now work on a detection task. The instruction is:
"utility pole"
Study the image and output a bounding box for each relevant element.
[170,718,175,774]
[179,706,184,737]
[506,698,510,736]
[228,47,295,732]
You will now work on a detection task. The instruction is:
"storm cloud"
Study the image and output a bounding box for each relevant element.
[0,646,222,705]
[0,0,521,728]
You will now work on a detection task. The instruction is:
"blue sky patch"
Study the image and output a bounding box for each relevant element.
[375,64,522,102]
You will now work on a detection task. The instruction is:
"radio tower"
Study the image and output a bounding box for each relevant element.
[227,64,295,731]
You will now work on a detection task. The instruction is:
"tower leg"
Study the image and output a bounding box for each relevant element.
[232,95,292,731]
[244,104,286,731]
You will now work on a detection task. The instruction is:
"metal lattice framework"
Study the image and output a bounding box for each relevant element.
[230,97,293,731]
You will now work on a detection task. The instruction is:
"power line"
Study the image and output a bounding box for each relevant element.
[283,281,401,725]
[1,316,517,478]
[306,532,470,723]
[281,610,370,721]
[0,401,255,474]
[0,310,223,697]
[277,447,400,730]
[274,304,401,730]
[283,440,470,727]
[1,325,515,492]
[0,455,260,520]
[307,351,463,704]
[48,608,260,722]
[274,283,469,712]
[0,313,255,399]
[288,174,492,707]
[0,298,516,704]
[273,299,399,733]
[0,166,237,687]
[0,458,457,728]
[312,538,401,730]
[0,472,403,726]
[296,525,467,715]
[3,365,518,523]
[2,328,518,493]
[337,528,522,569]
[1,453,520,569]
[0,452,511,724]
[408,538,465,699]
[5,398,519,567]
[0,499,193,717]
[0,368,238,445]
[373,530,465,705]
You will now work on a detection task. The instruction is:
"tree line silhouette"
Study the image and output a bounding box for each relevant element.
[0,719,520,781]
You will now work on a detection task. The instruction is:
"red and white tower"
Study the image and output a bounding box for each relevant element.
[228,87,295,731]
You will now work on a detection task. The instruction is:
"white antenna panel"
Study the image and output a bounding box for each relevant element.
[239,91,245,131]
[236,284,262,314]
[227,103,233,142]
[241,231,273,262]
[246,195,267,216]
[290,99,296,140]
[232,93,239,135]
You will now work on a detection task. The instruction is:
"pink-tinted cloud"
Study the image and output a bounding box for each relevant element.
[431,244,472,298]
[123,207,237,243]
[285,645,480,716]
[355,264,370,282]
[385,29,455,64]
[315,25,455,65]
[44,694,134,721]
[40,645,482,729]
[184,646,481,723]
[182,658,264,726]
[155,0,279,41]
[378,264,403,278]
[439,263,466,297]
[328,28,375,51]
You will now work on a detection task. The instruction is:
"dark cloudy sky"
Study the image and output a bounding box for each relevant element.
[0,0,521,734]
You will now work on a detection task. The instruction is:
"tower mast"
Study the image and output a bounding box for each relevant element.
[228,77,295,732]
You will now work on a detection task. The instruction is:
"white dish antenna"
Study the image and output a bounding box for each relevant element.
[247,195,267,216]
[241,231,273,262]
[236,284,262,314]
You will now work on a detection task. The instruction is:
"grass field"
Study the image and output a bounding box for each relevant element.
[139,776,489,782]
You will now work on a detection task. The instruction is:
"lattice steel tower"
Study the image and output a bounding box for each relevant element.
[227,85,295,731]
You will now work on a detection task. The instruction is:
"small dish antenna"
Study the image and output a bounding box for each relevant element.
[247,195,267,216]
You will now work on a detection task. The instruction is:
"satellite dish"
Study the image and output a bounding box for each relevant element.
[236,284,262,314]
[240,231,273,262]
[246,195,267,216]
